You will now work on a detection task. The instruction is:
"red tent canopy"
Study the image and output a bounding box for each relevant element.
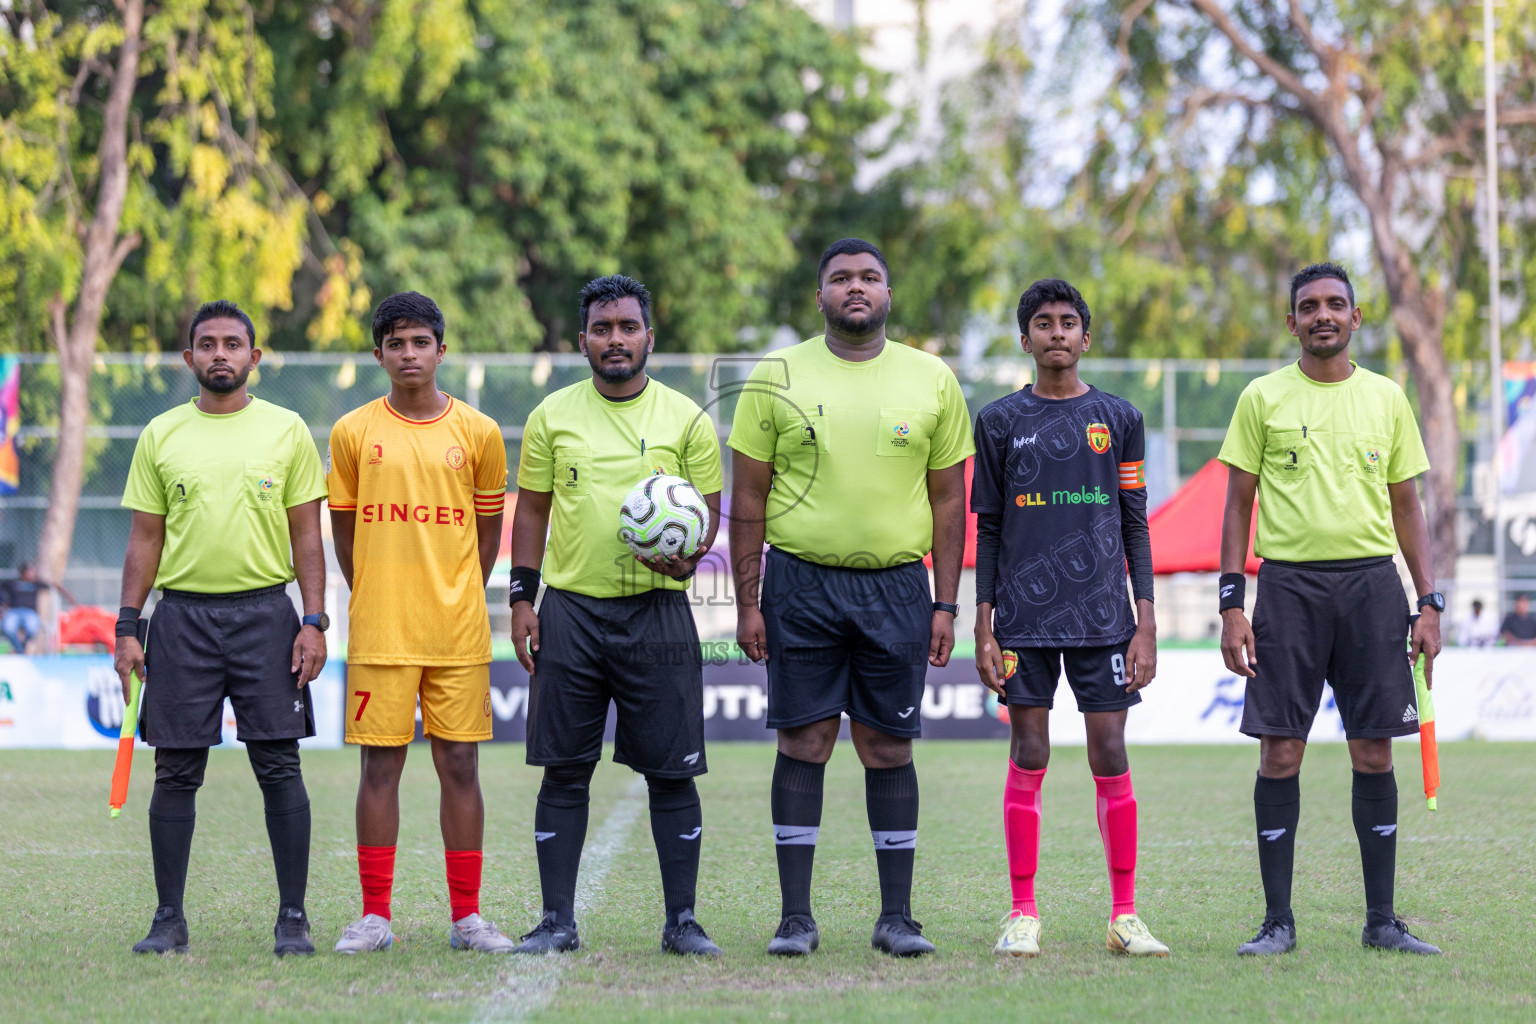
[1149,457,1261,574]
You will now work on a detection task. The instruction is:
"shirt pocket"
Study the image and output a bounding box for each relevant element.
[1262,430,1311,485]
[1346,433,1390,482]
[553,446,592,498]
[642,444,683,480]
[242,461,286,512]
[164,469,202,515]
[874,408,936,459]
[774,406,829,461]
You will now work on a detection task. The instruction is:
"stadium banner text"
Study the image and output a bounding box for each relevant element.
[470,649,1534,746]
[0,656,346,750]
[2,650,1530,748]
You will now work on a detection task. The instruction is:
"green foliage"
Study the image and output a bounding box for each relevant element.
[0,0,353,352]
[1068,0,1536,361]
[264,0,887,352]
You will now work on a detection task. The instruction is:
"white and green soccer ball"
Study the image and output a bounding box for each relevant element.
[618,474,709,560]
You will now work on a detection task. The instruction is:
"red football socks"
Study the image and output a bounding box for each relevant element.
[357,844,396,921]
[1094,771,1138,918]
[445,849,483,922]
[1003,761,1046,917]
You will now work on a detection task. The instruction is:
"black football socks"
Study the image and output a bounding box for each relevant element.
[771,753,825,919]
[866,761,919,919]
[1352,768,1399,928]
[1254,772,1300,926]
[147,785,198,917]
[534,763,595,926]
[646,776,702,927]
[259,774,311,913]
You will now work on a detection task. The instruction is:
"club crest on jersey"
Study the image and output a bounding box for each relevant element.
[1002,649,1018,680]
[1086,422,1111,454]
[368,443,384,465]
[445,445,466,470]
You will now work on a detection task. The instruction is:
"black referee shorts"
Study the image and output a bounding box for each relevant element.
[143,585,315,747]
[526,586,706,778]
[759,547,931,738]
[1241,558,1417,741]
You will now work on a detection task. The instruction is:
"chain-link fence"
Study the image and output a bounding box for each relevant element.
[2,351,1498,613]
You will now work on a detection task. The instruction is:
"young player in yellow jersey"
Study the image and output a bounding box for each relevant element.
[326,292,513,954]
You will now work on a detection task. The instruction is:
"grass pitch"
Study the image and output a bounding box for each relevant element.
[1,741,1531,1023]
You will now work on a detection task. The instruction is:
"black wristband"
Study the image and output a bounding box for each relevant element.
[509,566,541,607]
[1218,573,1246,613]
[933,601,959,616]
[115,606,142,638]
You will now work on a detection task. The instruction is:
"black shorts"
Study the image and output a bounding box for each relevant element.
[526,586,706,778]
[1001,640,1139,713]
[1242,558,1416,741]
[142,585,315,747]
[760,547,931,738]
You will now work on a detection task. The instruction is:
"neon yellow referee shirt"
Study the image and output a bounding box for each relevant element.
[518,378,723,599]
[1218,361,1430,561]
[728,336,974,566]
[122,397,328,592]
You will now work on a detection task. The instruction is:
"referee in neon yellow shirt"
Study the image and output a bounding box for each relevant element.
[730,238,973,957]
[115,301,329,957]
[1218,263,1442,957]
[508,275,724,956]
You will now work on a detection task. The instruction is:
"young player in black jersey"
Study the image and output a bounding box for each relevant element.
[972,279,1167,958]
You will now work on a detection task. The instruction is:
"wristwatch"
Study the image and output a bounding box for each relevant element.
[302,612,330,632]
[1416,592,1446,614]
[932,601,959,616]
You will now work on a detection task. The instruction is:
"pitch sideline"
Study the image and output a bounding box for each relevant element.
[477,777,649,1023]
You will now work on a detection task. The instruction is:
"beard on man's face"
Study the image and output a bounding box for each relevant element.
[591,345,648,384]
[1301,326,1350,360]
[825,298,889,338]
[195,362,251,395]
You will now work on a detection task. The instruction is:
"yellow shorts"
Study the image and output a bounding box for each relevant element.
[345,664,493,745]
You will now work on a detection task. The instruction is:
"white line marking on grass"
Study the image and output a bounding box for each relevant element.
[477,777,647,1024]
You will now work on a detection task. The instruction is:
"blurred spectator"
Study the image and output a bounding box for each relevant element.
[1,564,77,653]
[1499,593,1536,647]
[1457,598,1498,647]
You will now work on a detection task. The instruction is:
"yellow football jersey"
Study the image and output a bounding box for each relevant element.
[327,395,507,665]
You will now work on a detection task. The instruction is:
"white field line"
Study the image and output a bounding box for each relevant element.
[477,776,648,1024]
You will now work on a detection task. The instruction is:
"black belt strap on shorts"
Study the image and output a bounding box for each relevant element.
[160,583,289,602]
[1262,556,1393,573]
[775,548,924,574]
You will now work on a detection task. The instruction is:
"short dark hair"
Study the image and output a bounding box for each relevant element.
[816,237,889,287]
[1017,278,1091,333]
[372,291,445,349]
[1289,262,1354,312]
[187,300,255,348]
[578,275,652,332]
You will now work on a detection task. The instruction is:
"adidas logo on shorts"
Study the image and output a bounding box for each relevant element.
[1402,704,1419,723]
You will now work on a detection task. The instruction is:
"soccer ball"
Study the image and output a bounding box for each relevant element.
[618,474,709,560]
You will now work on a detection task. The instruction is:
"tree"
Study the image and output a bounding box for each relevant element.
[262,0,887,351]
[1080,0,1536,579]
[1,0,360,586]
